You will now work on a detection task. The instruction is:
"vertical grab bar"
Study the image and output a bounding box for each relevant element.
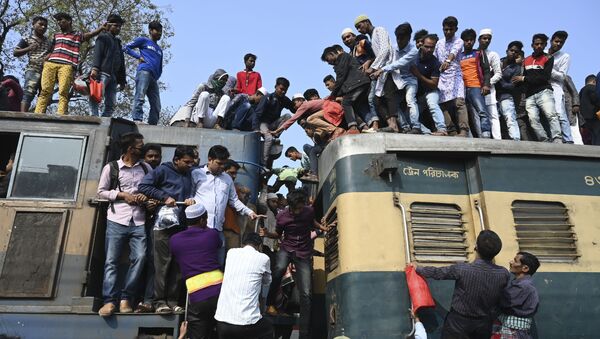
[474,199,486,231]
[393,190,415,338]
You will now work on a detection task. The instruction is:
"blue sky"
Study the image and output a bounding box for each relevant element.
[155,0,598,172]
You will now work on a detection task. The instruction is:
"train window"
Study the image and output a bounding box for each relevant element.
[8,134,86,200]
[0,211,67,297]
[409,202,469,263]
[511,200,579,262]
[324,207,339,273]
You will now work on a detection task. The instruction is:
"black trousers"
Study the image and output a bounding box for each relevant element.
[153,226,184,308]
[586,119,600,145]
[441,311,493,339]
[187,296,219,339]
[216,318,273,339]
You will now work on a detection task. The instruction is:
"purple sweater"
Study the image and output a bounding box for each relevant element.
[170,227,222,303]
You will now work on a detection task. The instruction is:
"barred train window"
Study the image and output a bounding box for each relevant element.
[511,200,579,262]
[409,202,469,263]
[324,207,338,273]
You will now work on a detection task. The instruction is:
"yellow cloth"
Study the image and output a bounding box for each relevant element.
[186,269,223,294]
[35,61,74,114]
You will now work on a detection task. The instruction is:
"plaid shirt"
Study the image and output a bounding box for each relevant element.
[16,35,52,72]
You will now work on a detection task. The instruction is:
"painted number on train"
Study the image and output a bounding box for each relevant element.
[584,176,600,186]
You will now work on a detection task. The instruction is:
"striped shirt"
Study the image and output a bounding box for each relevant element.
[417,259,510,318]
[214,246,271,325]
[47,31,84,66]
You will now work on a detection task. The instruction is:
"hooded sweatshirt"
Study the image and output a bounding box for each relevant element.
[170,69,229,123]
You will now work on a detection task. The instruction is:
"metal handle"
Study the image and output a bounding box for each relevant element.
[474,199,486,231]
[90,198,187,206]
[393,194,416,338]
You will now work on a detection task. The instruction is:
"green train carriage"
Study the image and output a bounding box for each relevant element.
[316,133,600,339]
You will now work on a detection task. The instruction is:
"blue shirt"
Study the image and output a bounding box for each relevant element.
[191,166,253,231]
[382,42,419,89]
[124,37,163,80]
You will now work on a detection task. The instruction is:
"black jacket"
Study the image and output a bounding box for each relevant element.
[331,52,370,97]
[92,32,126,85]
[579,84,600,120]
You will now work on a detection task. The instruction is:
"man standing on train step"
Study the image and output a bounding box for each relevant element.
[97,132,151,317]
[412,230,510,338]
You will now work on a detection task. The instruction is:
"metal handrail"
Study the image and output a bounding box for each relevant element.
[474,199,486,231]
[393,192,415,338]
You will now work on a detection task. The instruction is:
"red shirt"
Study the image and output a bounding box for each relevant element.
[48,31,84,66]
[236,70,262,95]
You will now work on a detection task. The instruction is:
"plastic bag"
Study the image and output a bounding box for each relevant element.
[153,205,180,231]
[73,76,90,95]
[405,265,435,312]
[89,77,103,103]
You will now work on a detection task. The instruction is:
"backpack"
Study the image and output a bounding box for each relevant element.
[107,160,149,212]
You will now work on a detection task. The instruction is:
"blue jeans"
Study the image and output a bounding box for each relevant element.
[303,143,322,174]
[398,83,421,129]
[552,85,574,142]
[268,249,312,339]
[421,90,447,132]
[132,70,161,125]
[364,80,380,126]
[498,98,521,140]
[90,73,117,117]
[466,87,491,135]
[525,89,562,142]
[232,98,255,131]
[102,220,147,304]
[217,231,226,267]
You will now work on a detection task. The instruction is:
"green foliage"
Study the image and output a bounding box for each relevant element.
[0,0,175,122]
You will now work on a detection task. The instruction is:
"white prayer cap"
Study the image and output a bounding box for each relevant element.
[257,87,267,96]
[185,203,207,219]
[292,93,305,100]
[341,28,354,37]
[479,28,493,36]
[267,193,279,200]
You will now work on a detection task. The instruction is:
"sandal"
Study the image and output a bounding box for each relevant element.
[172,306,184,313]
[135,302,154,313]
[155,305,172,314]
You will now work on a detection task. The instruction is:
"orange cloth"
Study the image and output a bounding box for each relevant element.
[460,56,481,88]
[223,206,240,234]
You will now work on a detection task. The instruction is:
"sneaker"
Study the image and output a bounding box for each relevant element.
[98,303,116,317]
[431,130,448,136]
[155,305,173,314]
[407,128,422,135]
[120,299,133,313]
[172,306,185,313]
[134,302,154,313]
[481,131,492,138]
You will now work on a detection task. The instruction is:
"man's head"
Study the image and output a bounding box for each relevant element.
[106,14,124,36]
[53,12,72,31]
[475,230,503,261]
[506,40,523,62]
[531,33,549,56]
[510,252,540,277]
[421,34,438,57]
[223,159,240,181]
[394,22,413,50]
[142,143,162,169]
[277,193,287,209]
[185,203,208,228]
[413,29,428,49]
[323,74,335,92]
[285,146,301,161]
[354,15,372,35]
[173,145,196,173]
[242,232,263,250]
[478,28,492,50]
[321,46,339,65]
[550,30,568,53]
[287,189,308,215]
[236,184,251,204]
[32,16,48,35]
[292,93,306,110]
[244,53,257,71]
[148,21,163,41]
[341,28,356,49]
[585,74,597,86]
[119,132,144,159]
[274,77,290,98]
[460,29,476,51]
[442,16,458,40]
[250,87,267,104]
[303,88,320,101]
[266,192,279,210]
[207,145,230,175]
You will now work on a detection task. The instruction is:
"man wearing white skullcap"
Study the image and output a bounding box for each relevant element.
[478,28,503,140]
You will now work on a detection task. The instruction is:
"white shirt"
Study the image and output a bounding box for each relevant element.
[549,49,570,87]
[369,26,394,97]
[415,321,427,339]
[214,246,272,325]
[191,166,253,231]
[484,50,502,105]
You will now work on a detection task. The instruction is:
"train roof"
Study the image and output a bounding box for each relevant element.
[318,133,600,188]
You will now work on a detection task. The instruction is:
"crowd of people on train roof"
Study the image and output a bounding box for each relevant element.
[0,10,580,339]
